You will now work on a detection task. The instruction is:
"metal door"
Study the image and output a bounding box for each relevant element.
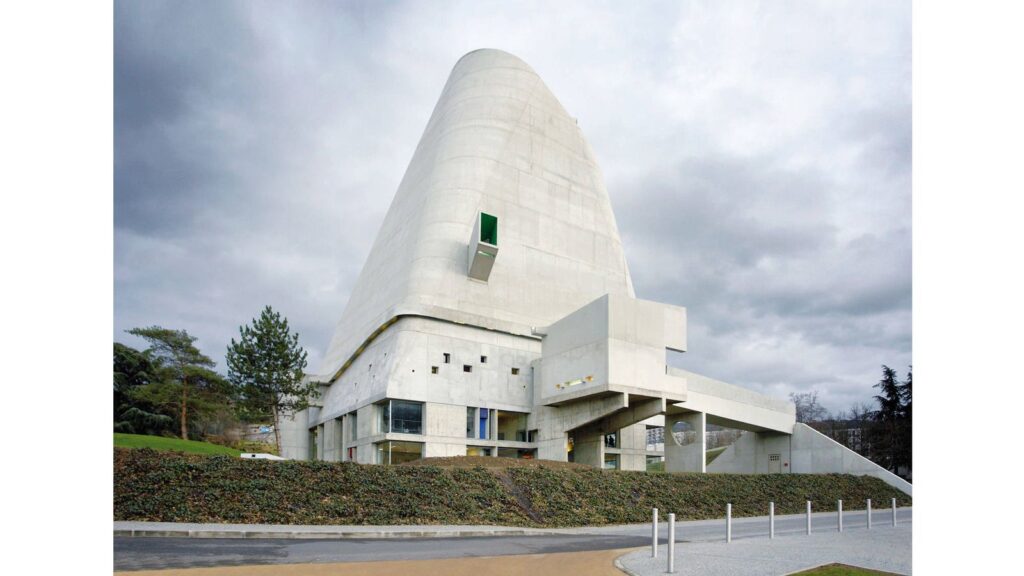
[769,453,782,473]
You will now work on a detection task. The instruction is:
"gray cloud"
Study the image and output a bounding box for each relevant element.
[114,0,911,416]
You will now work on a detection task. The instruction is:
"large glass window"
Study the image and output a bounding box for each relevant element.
[497,411,528,442]
[604,431,619,448]
[645,425,664,451]
[603,454,619,470]
[391,400,423,434]
[376,399,424,435]
[378,401,390,434]
[466,407,476,438]
[478,408,490,440]
[349,412,358,441]
[375,441,423,465]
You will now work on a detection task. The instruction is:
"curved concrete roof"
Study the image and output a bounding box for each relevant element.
[317,49,634,379]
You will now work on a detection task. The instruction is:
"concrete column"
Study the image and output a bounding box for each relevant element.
[571,428,604,469]
[537,434,569,462]
[769,502,775,539]
[867,499,872,529]
[322,418,341,462]
[664,411,706,473]
[892,498,897,526]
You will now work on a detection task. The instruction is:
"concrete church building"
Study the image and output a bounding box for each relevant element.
[281,49,911,495]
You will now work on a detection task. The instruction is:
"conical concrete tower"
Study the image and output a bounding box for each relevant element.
[318,49,635,382]
[286,49,642,463]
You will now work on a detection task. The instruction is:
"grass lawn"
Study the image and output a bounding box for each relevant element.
[706,446,727,464]
[791,564,901,575]
[114,433,241,456]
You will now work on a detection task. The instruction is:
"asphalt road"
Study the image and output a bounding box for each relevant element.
[114,508,912,572]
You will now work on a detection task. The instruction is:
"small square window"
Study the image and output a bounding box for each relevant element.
[431,366,439,374]
[480,355,487,363]
[511,367,520,375]
[463,365,472,373]
[443,353,451,364]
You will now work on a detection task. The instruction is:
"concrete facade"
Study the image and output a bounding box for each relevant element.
[280,49,911,495]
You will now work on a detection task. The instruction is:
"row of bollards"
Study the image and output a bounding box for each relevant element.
[653,497,901,573]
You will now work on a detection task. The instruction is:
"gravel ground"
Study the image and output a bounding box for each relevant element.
[618,523,911,576]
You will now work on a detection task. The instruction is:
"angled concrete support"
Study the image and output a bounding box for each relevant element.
[664,411,706,472]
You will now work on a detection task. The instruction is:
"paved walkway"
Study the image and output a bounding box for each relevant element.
[617,523,911,576]
[114,547,637,576]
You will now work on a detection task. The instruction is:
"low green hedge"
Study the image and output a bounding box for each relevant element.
[114,448,911,527]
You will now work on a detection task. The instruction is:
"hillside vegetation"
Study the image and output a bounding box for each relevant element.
[114,433,241,456]
[115,449,910,527]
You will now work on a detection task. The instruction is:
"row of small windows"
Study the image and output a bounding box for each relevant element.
[444,353,488,364]
[432,352,520,376]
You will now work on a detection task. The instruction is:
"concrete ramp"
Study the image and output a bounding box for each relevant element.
[668,368,795,434]
[790,423,912,495]
[708,423,912,496]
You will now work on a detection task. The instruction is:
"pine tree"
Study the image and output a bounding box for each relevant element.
[126,327,228,440]
[226,306,316,452]
[872,365,903,471]
[898,366,912,475]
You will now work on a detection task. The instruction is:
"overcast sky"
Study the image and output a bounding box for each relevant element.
[114,0,910,415]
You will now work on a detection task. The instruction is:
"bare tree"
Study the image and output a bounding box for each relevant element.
[789,390,829,423]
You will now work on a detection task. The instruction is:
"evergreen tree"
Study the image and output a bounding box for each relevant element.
[898,366,912,475]
[126,327,231,440]
[114,342,173,435]
[226,306,316,452]
[872,365,903,472]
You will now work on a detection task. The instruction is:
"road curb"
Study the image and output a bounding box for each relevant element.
[614,553,643,576]
[114,528,552,539]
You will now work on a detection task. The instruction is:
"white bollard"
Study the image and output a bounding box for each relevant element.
[769,502,775,539]
[867,499,872,530]
[892,498,897,527]
[726,503,732,543]
[806,500,812,534]
[838,500,843,532]
[652,507,659,558]
[668,513,676,574]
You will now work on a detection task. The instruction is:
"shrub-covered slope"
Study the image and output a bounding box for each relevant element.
[114,449,910,527]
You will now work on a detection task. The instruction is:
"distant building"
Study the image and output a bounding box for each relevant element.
[280,50,910,495]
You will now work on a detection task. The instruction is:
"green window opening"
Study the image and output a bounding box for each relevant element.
[480,213,498,245]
